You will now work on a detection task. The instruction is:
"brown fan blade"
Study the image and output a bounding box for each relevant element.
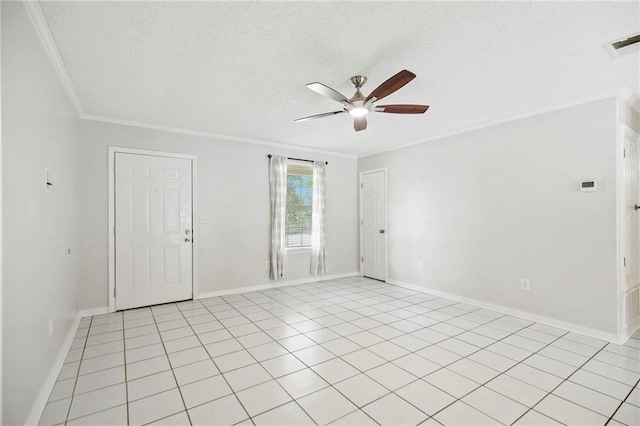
[294,111,345,122]
[354,116,367,132]
[306,83,350,104]
[366,70,416,102]
[377,104,429,114]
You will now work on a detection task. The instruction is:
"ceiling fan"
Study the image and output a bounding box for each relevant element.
[295,70,429,132]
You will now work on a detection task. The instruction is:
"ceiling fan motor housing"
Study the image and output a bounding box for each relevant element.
[350,75,367,88]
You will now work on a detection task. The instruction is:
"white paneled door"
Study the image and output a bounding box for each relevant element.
[115,153,193,310]
[361,169,387,281]
[624,128,640,292]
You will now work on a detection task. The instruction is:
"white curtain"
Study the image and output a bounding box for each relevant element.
[269,155,287,280]
[310,161,327,275]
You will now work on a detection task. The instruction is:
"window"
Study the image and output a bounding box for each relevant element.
[286,162,313,248]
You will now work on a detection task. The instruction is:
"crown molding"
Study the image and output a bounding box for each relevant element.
[23,0,84,116]
[359,90,627,158]
[81,114,358,159]
[23,0,636,161]
[23,0,355,159]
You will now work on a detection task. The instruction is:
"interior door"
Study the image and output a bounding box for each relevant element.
[624,129,640,292]
[115,153,193,310]
[361,169,387,281]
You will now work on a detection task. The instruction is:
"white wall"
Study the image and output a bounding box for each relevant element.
[359,97,619,334]
[2,2,81,424]
[78,120,359,310]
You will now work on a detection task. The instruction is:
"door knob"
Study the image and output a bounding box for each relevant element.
[379,229,385,234]
[185,238,191,243]
[185,230,191,235]
[635,205,640,211]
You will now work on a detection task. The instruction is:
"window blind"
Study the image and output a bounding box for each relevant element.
[286,163,313,248]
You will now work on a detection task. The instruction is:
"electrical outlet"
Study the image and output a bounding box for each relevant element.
[418,261,424,272]
[520,278,531,291]
[265,261,270,270]
[49,319,54,337]
[199,216,209,224]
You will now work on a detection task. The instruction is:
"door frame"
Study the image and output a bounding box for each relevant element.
[359,167,388,282]
[108,147,199,313]
[618,125,640,333]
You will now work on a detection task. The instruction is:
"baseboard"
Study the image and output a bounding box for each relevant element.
[78,306,110,318]
[196,272,360,299]
[387,279,623,344]
[25,313,82,425]
[79,274,361,314]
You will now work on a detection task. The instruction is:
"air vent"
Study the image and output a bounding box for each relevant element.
[613,34,640,50]
[606,32,640,57]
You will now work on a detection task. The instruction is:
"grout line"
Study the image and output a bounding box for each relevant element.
[175,299,257,424]
[511,341,612,424]
[62,316,93,425]
[81,284,471,421]
[119,311,130,426]
[212,280,370,423]
[587,352,640,374]
[266,284,396,424]
[58,318,128,425]
[197,282,513,423]
[369,288,571,404]
[149,306,194,425]
[68,278,639,426]
[63,403,128,425]
[387,315,571,423]
[601,344,640,362]
[606,377,640,425]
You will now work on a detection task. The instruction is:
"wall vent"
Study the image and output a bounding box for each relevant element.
[623,286,640,328]
[606,32,640,57]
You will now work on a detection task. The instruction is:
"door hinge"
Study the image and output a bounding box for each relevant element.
[624,149,627,158]
[114,286,116,298]
[360,219,363,225]
[624,257,627,267]
[361,257,364,262]
[360,183,363,189]
[113,226,117,236]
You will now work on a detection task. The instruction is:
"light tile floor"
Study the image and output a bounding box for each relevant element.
[40,277,640,425]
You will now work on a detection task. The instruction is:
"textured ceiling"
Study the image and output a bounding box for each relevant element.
[39,1,639,156]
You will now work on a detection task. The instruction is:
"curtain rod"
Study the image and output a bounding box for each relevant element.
[267,154,328,165]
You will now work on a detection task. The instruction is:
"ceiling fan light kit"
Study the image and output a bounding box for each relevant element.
[349,107,369,117]
[295,69,429,132]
